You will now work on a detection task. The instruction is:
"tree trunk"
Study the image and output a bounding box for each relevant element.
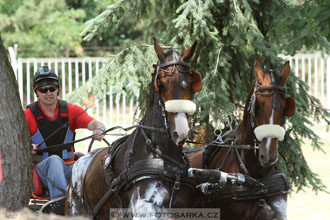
[0,35,32,211]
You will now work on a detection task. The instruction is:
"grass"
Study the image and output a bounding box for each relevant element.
[287,124,330,220]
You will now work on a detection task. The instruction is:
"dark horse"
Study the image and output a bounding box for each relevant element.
[65,38,202,219]
[188,60,295,220]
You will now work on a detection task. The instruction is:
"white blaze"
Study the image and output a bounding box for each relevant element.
[265,109,275,155]
[174,112,190,144]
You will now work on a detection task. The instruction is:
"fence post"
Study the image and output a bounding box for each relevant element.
[8,45,18,79]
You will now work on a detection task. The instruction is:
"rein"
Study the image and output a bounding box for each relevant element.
[33,124,167,154]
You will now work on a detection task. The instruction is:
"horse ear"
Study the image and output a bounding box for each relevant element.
[191,71,202,93]
[154,37,165,63]
[279,61,290,86]
[182,41,197,62]
[254,60,264,84]
[284,97,295,117]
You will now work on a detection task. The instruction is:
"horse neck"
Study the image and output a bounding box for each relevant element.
[142,90,183,160]
[236,85,273,178]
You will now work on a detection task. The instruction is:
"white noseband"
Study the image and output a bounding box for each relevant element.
[254,124,285,141]
[164,100,196,115]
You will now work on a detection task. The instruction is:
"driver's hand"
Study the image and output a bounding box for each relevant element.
[93,129,105,141]
[32,144,38,154]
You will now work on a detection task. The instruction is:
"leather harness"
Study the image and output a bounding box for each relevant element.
[88,60,197,219]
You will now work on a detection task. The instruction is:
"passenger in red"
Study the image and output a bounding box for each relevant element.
[24,66,105,212]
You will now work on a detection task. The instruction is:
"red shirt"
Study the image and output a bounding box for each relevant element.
[24,101,94,136]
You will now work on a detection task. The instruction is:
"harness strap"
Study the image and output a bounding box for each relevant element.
[254,199,266,220]
[159,61,190,70]
[234,148,249,175]
[139,128,188,170]
[91,181,126,219]
[90,124,190,218]
[91,158,195,219]
[218,148,232,171]
[207,173,290,203]
[169,174,181,208]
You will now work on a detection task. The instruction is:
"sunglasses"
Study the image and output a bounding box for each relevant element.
[38,85,58,93]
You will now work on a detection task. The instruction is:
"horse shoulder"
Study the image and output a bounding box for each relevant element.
[84,148,109,207]
[188,150,203,168]
[65,148,105,216]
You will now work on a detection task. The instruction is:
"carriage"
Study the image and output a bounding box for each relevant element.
[28,38,295,220]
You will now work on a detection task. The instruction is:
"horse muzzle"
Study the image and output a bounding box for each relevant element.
[165,100,196,146]
[254,124,284,167]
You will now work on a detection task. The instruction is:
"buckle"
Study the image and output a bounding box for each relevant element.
[173,174,181,190]
[258,199,266,207]
[174,182,180,190]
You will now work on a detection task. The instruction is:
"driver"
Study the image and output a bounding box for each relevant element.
[24,66,105,210]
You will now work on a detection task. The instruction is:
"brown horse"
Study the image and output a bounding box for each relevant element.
[65,38,202,219]
[188,60,295,220]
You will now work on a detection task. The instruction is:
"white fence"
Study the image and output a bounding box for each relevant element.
[9,48,330,128]
[279,54,330,110]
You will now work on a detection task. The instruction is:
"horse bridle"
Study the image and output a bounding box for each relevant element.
[248,70,286,128]
[153,60,196,131]
[154,60,192,90]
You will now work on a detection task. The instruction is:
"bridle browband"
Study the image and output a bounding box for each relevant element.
[154,60,192,90]
[158,60,191,71]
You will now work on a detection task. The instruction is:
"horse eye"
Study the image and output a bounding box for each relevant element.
[159,82,167,91]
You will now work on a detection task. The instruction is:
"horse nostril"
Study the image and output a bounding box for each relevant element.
[260,154,265,161]
[172,131,179,140]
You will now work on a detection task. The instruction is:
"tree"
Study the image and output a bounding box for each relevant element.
[0,0,86,57]
[0,35,32,211]
[69,0,330,192]
[0,0,139,57]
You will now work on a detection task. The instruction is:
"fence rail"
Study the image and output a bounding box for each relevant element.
[9,48,330,129]
[279,54,330,109]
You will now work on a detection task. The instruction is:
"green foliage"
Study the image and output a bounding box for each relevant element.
[0,0,119,57]
[70,0,330,193]
[274,0,330,54]
[0,0,86,57]
[67,44,157,113]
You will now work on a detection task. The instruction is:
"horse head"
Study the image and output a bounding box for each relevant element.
[153,38,202,146]
[126,39,203,214]
[248,60,295,167]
